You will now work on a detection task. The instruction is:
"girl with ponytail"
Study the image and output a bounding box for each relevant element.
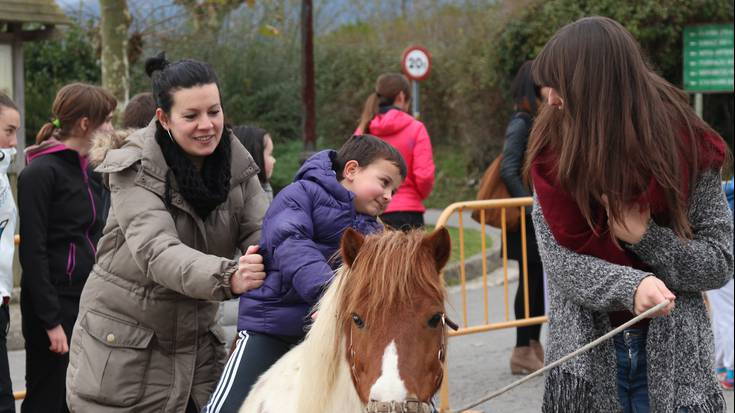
[17,82,115,412]
[356,73,435,230]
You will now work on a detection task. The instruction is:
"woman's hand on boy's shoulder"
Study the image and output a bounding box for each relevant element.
[231,245,266,295]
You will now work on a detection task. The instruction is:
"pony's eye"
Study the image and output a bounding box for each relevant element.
[428,313,443,328]
[351,313,365,329]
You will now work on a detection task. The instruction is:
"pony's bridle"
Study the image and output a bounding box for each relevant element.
[347,313,459,413]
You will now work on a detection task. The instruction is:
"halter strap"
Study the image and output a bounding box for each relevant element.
[365,399,433,413]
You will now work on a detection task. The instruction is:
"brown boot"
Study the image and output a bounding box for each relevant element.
[510,346,544,375]
[529,339,544,364]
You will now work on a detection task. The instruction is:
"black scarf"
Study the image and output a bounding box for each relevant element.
[155,123,231,220]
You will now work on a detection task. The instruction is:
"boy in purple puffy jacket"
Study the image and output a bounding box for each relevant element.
[203,134,406,413]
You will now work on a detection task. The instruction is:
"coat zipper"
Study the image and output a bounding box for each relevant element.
[65,242,76,283]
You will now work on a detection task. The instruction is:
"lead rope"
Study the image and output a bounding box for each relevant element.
[450,300,671,413]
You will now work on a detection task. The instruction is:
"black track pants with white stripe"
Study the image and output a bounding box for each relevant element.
[201,330,302,413]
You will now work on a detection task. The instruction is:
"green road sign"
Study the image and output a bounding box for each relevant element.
[683,24,734,93]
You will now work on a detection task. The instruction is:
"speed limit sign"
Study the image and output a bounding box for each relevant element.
[401,45,432,82]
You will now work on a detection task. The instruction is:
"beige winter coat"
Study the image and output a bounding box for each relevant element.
[66,123,268,412]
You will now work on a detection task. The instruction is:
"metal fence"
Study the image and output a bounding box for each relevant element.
[435,197,547,413]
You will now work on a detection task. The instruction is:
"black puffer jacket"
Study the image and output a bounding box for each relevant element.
[18,139,108,329]
[499,111,541,264]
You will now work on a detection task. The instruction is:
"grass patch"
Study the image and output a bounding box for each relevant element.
[425,224,488,264]
[424,145,478,210]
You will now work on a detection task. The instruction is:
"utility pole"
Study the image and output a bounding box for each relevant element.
[301,0,316,159]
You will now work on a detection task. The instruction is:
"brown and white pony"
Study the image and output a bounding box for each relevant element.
[239,228,455,413]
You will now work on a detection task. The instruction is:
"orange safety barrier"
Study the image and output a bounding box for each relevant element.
[435,197,548,413]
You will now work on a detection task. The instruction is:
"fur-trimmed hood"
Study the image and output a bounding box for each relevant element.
[89,128,133,168]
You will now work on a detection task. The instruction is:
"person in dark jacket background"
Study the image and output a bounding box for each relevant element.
[203,134,406,413]
[18,83,116,413]
[499,61,546,375]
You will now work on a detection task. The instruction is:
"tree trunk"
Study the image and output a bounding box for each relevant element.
[99,0,131,105]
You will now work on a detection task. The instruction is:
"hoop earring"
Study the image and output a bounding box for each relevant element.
[166,129,174,143]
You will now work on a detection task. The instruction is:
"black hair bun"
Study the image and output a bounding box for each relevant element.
[145,52,169,77]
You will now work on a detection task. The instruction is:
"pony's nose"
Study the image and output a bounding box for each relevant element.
[368,340,409,402]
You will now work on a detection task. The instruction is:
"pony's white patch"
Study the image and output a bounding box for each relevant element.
[369,341,408,402]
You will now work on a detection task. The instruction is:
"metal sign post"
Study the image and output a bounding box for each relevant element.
[683,24,734,118]
[401,45,432,120]
[411,80,419,118]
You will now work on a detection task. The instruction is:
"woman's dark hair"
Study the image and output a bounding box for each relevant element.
[36,83,117,144]
[145,52,221,114]
[333,134,407,181]
[357,73,411,134]
[524,16,727,239]
[510,60,541,114]
[122,92,156,129]
[0,92,19,114]
[233,125,268,184]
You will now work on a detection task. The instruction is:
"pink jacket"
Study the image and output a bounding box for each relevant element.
[361,109,435,213]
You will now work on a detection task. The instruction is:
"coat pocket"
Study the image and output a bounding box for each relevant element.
[73,310,154,407]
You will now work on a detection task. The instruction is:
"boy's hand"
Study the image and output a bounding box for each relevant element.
[231,245,266,295]
[633,276,675,317]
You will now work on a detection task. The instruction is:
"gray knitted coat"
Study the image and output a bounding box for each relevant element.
[533,169,733,413]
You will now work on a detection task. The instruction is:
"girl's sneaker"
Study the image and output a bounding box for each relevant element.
[720,370,733,390]
[716,367,727,382]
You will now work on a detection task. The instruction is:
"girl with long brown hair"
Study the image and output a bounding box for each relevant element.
[18,82,116,412]
[526,16,732,412]
[356,73,435,230]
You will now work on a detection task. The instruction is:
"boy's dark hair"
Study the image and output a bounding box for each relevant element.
[233,125,268,184]
[145,51,220,114]
[122,92,156,129]
[333,134,407,181]
[0,92,19,113]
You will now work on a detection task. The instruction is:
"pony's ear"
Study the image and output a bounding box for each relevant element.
[423,227,451,271]
[341,228,365,268]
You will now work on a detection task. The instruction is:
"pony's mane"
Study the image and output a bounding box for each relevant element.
[294,265,350,411]
[294,230,445,412]
[337,229,446,330]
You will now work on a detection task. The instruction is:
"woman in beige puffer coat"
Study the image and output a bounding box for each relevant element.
[66,54,269,413]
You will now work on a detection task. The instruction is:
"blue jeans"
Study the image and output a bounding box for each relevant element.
[615,328,649,413]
